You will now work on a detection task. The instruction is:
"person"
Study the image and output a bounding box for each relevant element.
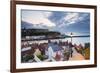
[69,42,73,57]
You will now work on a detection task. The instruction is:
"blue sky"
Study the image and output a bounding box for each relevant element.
[21,10,90,36]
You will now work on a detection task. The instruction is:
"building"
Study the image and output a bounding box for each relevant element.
[21,28,62,41]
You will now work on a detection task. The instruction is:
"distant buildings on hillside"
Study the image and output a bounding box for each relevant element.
[21,28,65,41]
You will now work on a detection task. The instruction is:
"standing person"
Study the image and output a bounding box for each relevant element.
[69,42,73,57]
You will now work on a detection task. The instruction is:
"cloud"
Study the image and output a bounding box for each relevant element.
[22,10,90,34]
[58,12,89,27]
[48,12,66,25]
[47,12,89,28]
[47,11,90,34]
[42,11,53,18]
[22,10,55,28]
[64,13,79,21]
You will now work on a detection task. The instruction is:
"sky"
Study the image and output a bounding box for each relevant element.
[21,10,90,36]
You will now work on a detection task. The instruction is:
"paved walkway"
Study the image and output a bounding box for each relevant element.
[69,47,85,60]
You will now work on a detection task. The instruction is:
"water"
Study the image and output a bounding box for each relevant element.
[64,37,90,46]
[47,37,89,46]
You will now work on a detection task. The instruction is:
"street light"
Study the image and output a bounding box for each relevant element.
[70,32,73,57]
[70,32,73,43]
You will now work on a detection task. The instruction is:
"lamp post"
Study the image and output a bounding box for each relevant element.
[70,32,73,57]
[70,32,73,43]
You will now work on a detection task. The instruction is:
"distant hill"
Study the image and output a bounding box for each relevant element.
[21,21,34,29]
[21,29,61,37]
[21,21,64,40]
[21,21,48,29]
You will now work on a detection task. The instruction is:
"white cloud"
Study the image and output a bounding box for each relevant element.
[64,13,79,21]
[58,13,86,27]
[42,11,53,18]
[64,13,79,25]
[22,11,55,28]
